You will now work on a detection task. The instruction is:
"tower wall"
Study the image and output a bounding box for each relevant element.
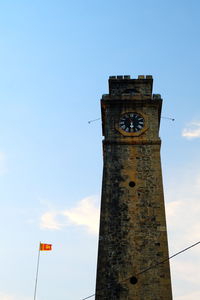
[95,75,172,300]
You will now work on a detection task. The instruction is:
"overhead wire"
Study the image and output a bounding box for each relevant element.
[88,116,175,124]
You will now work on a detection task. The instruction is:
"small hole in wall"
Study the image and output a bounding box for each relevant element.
[129,181,136,187]
[130,276,138,285]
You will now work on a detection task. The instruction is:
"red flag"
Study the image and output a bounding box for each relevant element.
[40,243,52,251]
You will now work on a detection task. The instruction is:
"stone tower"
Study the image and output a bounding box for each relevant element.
[95,75,172,299]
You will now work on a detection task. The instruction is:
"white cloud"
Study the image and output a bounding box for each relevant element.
[0,292,31,300]
[172,260,200,286]
[176,291,200,300]
[166,172,200,245]
[40,196,100,234]
[0,293,13,300]
[63,196,100,234]
[166,201,181,218]
[40,211,64,230]
[182,121,200,139]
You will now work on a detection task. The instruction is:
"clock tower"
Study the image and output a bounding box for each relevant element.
[95,75,172,299]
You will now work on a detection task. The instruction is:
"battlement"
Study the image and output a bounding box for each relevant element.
[109,75,153,80]
[108,75,153,96]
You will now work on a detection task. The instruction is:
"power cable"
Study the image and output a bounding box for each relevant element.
[161,116,175,121]
[88,118,100,124]
[88,116,175,124]
[82,294,95,300]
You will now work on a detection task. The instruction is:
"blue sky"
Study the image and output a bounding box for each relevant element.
[0,0,200,299]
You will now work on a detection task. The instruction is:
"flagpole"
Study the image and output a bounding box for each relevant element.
[34,242,41,300]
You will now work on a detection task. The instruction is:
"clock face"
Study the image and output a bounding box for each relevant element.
[119,112,144,133]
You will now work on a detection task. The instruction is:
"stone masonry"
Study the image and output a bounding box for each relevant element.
[95,76,173,299]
